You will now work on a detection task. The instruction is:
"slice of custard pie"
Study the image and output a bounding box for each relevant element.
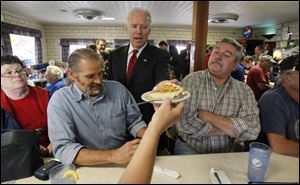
[148,82,185,100]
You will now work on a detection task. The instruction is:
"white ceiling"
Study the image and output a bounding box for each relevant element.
[1,1,299,28]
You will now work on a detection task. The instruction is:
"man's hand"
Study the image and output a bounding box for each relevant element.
[112,139,141,164]
[47,143,53,155]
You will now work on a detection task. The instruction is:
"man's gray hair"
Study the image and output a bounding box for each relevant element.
[68,48,104,72]
[127,7,152,26]
[220,37,244,62]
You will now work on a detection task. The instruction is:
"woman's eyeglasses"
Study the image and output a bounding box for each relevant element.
[1,69,26,78]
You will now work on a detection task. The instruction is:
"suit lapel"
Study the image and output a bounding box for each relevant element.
[129,44,151,82]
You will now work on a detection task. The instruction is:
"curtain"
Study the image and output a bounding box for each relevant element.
[1,22,43,63]
[60,38,96,62]
[35,39,42,64]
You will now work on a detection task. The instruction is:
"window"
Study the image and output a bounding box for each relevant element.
[175,45,186,54]
[166,40,191,54]
[60,39,96,62]
[10,34,36,66]
[69,44,86,56]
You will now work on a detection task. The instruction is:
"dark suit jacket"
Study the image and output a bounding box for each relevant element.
[108,43,170,123]
[180,49,191,77]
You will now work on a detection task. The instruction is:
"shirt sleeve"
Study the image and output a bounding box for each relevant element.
[123,87,147,137]
[253,68,268,84]
[47,94,83,164]
[231,86,261,142]
[175,75,213,138]
[258,94,287,136]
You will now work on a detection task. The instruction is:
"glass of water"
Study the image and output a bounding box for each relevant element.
[49,164,77,184]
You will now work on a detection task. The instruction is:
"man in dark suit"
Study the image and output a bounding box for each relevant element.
[108,8,169,125]
[180,42,192,77]
[264,43,273,56]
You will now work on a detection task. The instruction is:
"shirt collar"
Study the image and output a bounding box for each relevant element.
[72,83,105,102]
[128,43,148,55]
[206,70,233,87]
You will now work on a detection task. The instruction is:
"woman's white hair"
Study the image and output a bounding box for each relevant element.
[46,65,64,80]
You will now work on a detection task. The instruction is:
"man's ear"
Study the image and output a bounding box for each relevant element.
[67,68,77,82]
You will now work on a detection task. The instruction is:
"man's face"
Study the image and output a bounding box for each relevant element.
[97,41,106,52]
[264,44,270,50]
[186,43,191,51]
[208,42,238,79]
[1,63,27,92]
[260,60,272,72]
[125,11,151,49]
[159,45,168,51]
[70,59,104,97]
[255,47,263,56]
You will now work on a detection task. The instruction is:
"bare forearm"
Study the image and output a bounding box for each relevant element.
[73,148,113,166]
[198,111,236,137]
[136,127,147,138]
[118,126,160,184]
[267,134,299,157]
[206,126,226,136]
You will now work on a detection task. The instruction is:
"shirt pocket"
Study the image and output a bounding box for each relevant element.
[109,109,127,138]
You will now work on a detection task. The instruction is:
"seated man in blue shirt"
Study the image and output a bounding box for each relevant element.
[48,48,147,165]
[258,54,299,157]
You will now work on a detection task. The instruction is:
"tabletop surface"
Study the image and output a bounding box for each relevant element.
[10,152,299,184]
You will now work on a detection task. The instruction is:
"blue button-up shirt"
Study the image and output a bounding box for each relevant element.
[48,80,147,164]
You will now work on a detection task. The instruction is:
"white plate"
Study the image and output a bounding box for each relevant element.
[141,91,190,104]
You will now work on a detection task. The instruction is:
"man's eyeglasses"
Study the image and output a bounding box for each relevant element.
[1,69,26,78]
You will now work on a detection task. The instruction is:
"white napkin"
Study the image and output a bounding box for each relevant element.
[154,165,181,179]
[210,168,232,184]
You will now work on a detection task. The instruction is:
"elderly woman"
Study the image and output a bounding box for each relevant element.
[45,65,66,96]
[1,55,52,155]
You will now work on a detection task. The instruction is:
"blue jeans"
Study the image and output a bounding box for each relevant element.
[173,138,198,155]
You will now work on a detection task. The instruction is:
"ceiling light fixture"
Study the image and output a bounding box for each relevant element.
[208,13,239,24]
[73,8,115,21]
[73,9,102,21]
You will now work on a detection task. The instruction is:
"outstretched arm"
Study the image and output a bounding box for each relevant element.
[118,99,185,184]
